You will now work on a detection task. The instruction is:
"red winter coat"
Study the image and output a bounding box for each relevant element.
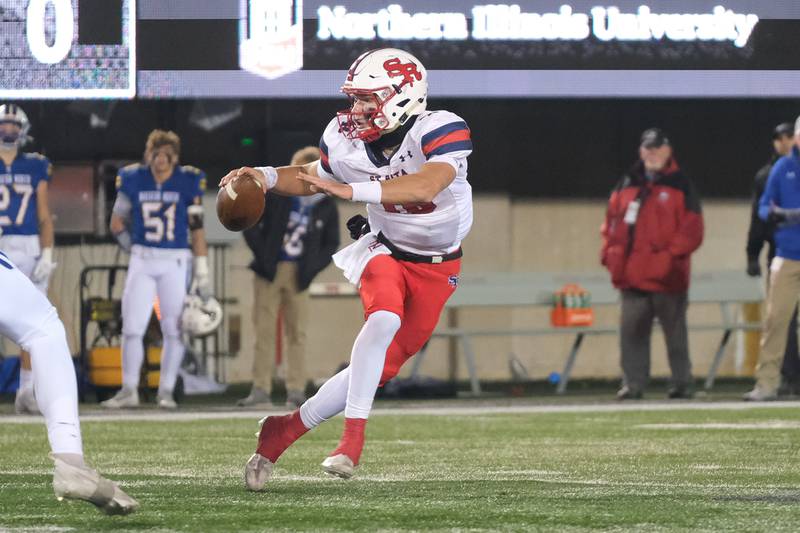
[600,158,704,293]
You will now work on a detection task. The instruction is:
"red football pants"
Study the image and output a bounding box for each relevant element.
[358,254,461,385]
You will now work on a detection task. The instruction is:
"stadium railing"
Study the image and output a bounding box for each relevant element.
[310,271,764,396]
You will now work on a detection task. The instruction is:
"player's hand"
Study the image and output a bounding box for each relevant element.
[296,172,352,200]
[746,257,761,277]
[193,256,212,300]
[219,167,267,192]
[31,247,57,284]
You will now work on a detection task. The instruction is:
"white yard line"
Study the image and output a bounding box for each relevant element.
[1,400,799,424]
[639,421,800,429]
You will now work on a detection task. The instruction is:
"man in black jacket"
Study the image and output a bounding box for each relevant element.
[238,146,340,408]
[745,122,800,395]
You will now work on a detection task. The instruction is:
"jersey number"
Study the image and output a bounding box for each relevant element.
[142,202,177,243]
[382,202,436,215]
[0,184,34,226]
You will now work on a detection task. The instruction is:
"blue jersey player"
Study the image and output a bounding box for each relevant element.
[101,130,211,409]
[0,103,57,415]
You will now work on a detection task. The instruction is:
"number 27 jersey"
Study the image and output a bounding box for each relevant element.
[318,110,473,256]
[0,153,51,236]
[116,164,205,249]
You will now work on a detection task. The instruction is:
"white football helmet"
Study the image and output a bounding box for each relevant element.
[337,48,428,142]
[0,103,31,149]
[181,294,223,338]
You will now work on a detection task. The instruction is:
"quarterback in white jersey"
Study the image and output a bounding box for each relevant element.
[317,109,473,255]
[0,103,57,414]
[0,250,138,514]
[221,48,473,488]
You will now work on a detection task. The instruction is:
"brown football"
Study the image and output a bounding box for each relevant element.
[216,175,265,231]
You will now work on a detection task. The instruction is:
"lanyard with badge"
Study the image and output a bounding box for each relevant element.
[624,183,652,256]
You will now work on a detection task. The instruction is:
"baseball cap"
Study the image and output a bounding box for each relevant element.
[773,122,794,139]
[640,128,670,149]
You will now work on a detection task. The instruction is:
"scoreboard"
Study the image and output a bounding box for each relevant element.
[0,0,136,99]
[1,0,800,99]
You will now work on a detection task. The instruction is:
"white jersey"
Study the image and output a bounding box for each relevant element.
[318,110,473,255]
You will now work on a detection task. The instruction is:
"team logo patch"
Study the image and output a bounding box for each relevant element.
[658,191,670,202]
[448,275,459,288]
[367,239,383,252]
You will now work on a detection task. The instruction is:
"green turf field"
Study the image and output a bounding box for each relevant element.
[2,404,800,532]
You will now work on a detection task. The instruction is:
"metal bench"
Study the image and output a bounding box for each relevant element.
[409,271,764,395]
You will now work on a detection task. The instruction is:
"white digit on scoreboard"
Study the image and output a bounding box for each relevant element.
[26,0,74,65]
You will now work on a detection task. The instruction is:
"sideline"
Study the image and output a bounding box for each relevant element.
[3,399,799,424]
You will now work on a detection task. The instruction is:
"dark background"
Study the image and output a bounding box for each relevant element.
[19,98,800,199]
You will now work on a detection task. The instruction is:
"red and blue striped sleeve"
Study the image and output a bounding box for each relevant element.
[420,121,472,159]
[319,136,333,175]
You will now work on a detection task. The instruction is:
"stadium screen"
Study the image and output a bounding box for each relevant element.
[2,0,799,99]
[0,0,136,99]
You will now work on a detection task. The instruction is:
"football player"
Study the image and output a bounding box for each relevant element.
[0,103,57,415]
[0,249,138,514]
[220,48,473,487]
[101,130,210,410]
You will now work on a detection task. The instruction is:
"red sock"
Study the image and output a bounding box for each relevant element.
[256,411,309,463]
[330,417,367,465]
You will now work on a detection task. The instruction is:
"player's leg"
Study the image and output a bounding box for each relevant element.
[245,255,405,489]
[17,263,53,413]
[101,255,157,408]
[377,260,461,387]
[321,255,406,477]
[245,366,351,491]
[154,256,190,408]
[238,273,280,406]
[2,240,41,414]
[281,263,310,408]
[0,253,138,514]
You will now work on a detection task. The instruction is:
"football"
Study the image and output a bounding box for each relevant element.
[216,175,265,231]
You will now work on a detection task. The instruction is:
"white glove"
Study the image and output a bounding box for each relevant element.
[193,256,212,299]
[31,247,57,284]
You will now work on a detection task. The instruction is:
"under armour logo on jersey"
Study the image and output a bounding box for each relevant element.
[788,171,797,179]
[383,58,423,87]
[448,275,459,288]
[398,150,413,162]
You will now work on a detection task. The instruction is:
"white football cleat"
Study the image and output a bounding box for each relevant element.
[321,454,356,479]
[100,387,139,409]
[14,387,39,414]
[244,453,274,491]
[156,391,177,410]
[52,455,139,515]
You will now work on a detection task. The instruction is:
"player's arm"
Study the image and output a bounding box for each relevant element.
[188,197,212,297]
[31,180,57,283]
[35,180,54,248]
[296,162,455,204]
[110,186,132,251]
[189,197,209,257]
[218,161,319,197]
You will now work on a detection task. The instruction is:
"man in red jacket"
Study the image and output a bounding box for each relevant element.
[600,128,704,400]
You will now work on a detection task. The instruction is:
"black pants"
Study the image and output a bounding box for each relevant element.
[620,289,692,392]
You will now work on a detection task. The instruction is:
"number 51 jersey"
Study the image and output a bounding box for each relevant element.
[116,164,205,249]
[318,110,473,256]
